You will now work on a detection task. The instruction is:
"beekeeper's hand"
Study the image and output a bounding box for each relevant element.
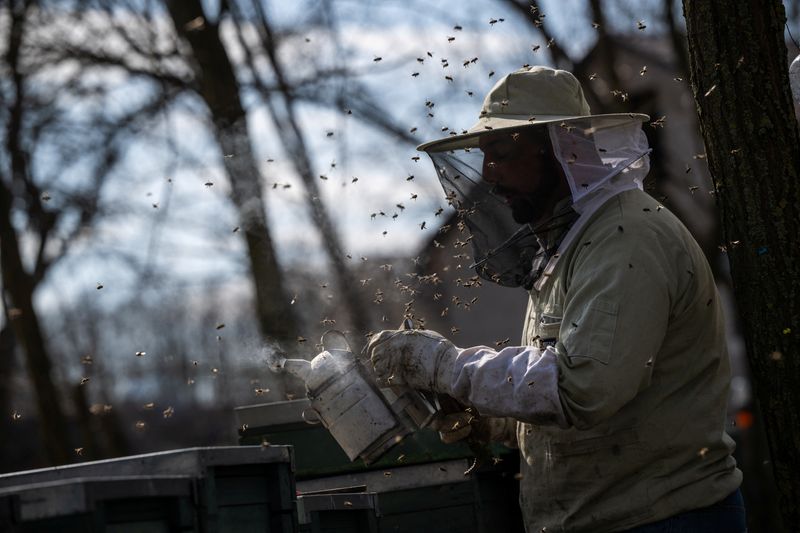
[430,412,519,448]
[367,329,458,393]
[429,410,475,444]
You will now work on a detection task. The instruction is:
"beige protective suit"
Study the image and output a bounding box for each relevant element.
[514,187,742,531]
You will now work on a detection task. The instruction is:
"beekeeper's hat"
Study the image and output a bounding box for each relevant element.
[417,66,648,153]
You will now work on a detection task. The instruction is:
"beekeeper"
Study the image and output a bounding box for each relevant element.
[368,67,745,532]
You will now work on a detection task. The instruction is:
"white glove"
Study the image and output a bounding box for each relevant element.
[367,329,458,393]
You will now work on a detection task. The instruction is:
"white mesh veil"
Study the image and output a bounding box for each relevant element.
[425,116,650,288]
[430,148,543,287]
[548,117,650,213]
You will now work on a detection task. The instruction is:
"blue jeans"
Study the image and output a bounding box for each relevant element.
[622,489,747,532]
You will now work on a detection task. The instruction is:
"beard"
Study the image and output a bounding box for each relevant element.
[507,171,560,224]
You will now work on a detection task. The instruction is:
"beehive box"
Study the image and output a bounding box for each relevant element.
[296,458,524,533]
[235,400,501,478]
[236,400,524,532]
[296,491,379,533]
[0,446,296,533]
[0,476,196,532]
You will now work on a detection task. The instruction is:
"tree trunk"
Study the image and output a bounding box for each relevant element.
[167,0,298,343]
[0,185,71,465]
[0,1,71,466]
[683,0,800,527]
[246,1,374,340]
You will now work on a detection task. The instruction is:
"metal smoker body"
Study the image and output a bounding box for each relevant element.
[274,331,437,464]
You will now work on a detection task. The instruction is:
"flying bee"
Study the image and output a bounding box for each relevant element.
[650,116,666,128]
[184,16,205,31]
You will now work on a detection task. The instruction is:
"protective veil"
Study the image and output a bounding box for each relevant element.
[426,116,651,289]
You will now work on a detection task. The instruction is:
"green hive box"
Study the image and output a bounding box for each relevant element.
[0,476,196,532]
[235,400,510,478]
[0,447,296,533]
[235,400,525,533]
[296,492,379,533]
[295,458,524,533]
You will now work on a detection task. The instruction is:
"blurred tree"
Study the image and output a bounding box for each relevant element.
[1,0,181,465]
[166,0,299,343]
[224,0,377,339]
[226,0,421,340]
[683,0,800,529]
[1,0,97,464]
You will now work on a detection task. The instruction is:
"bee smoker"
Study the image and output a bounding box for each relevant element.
[271,329,438,464]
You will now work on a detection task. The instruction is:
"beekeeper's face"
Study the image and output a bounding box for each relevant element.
[480,128,565,224]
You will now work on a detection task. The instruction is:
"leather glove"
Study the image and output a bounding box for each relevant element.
[367,329,458,393]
